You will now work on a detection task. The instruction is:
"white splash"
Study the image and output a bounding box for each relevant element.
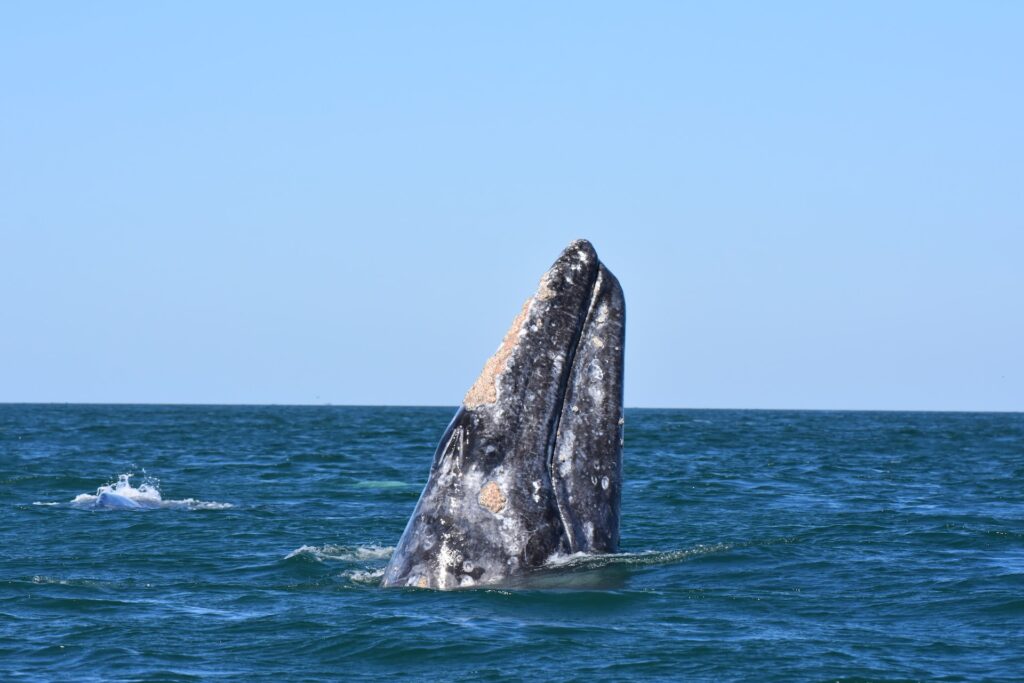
[68,473,232,511]
[343,568,386,584]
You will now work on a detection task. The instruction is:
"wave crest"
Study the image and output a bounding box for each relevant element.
[545,543,733,570]
[343,568,386,584]
[284,544,394,562]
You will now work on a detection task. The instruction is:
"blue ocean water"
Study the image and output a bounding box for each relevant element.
[1,404,1022,682]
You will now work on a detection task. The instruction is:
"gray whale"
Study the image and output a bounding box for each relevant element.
[95,491,146,509]
[382,239,625,589]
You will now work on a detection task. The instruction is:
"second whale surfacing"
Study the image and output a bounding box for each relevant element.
[382,239,625,589]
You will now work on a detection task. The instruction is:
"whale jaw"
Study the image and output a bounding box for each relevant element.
[382,239,625,589]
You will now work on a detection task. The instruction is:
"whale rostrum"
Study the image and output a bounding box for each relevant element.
[381,239,625,589]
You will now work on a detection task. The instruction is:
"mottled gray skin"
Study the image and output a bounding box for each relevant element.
[381,239,625,589]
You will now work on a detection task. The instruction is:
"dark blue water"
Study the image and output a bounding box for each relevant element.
[1,405,1022,681]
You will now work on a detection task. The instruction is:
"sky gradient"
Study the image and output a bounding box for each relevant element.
[2,3,1021,410]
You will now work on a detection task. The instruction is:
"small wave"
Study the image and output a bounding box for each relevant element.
[32,575,74,586]
[545,544,732,570]
[68,473,232,511]
[154,498,233,511]
[284,545,392,588]
[30,575,105,588]
[342,568,386,584]
[284,544,394,562]
[352,480,410,489]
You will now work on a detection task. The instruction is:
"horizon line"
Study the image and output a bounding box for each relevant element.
[0,401,1020,415]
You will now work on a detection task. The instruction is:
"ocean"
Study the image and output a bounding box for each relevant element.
[1,404,1021,681]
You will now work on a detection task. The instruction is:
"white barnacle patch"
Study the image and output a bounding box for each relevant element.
[438,536,463,583]
[584,522,594,545]
[587,360,606,403]
[596,303,609,323]
[592,337,605,349]
[499,514,525,555]
[462,560,474,573]
[601,476,610,490]
[556,431,576,477]
[531,480,542,503]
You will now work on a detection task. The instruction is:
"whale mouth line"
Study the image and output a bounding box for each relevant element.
[543,264,603,544]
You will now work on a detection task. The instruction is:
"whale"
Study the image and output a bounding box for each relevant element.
[382,239,625,589]
[95,491,145,509]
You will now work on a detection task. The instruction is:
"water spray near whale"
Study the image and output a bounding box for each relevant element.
[64,473,233,510]
[382,239,625,589]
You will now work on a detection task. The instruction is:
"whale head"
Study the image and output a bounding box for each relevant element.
[382,239,625,589]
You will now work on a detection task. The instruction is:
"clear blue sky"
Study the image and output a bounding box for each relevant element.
[1,3,1021,411]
